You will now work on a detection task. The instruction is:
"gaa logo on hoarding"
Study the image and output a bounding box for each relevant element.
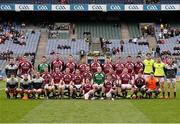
[74,5,84,10]
[0,5,12,10]
[110,5,122,10]
[128,5,139,10]
[19,5,30,10]
[147,5,158,10]
[165,5,176,10]
[92,5,103,10]
[37,5,48,10]
[55,5,66,10]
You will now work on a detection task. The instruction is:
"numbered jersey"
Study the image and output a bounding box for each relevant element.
[73,74,83,85]
[78,64,88,74]
[134,62,144,74]
[65,62,77,74]
[114,63,125,76]
[103,63,113,74]
[120,73,132,84]
[42,72,51,84]
[51,72,63,84]
[18,61,32,75]
[125,62,135,74]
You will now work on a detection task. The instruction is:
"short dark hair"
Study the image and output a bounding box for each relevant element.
[146,53,151,56]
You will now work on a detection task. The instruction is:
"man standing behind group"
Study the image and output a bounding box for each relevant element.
[51,53,64,72]
[143,53,155,80]
[153,56,166,98]
[38,56,50,74]
[91,55,101,74]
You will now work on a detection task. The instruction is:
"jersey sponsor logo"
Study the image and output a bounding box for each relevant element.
[88,4,107,11]
[125,5,143,11]
[161,4,179,10]
[52,4,70,11]
[107,4,124,11]
[34,5,51,11]
[15,4,33,11]
[0,4,14,11]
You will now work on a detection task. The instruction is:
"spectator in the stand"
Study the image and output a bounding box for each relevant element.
[60,0,68,4]
[132,37,138,44]
[116,47,120,53]
[120,44,124,52]
[120,40,124,45]
[112,47,116,55]
[156,45,160,57]
[80,49,85,59]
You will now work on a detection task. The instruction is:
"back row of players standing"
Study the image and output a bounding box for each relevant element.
[5,53,177,98]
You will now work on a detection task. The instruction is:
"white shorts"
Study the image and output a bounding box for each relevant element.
[93,84,103,89]
[54,84,60,89]
[135,85,146,91]
[156,77,165,83]
[135,74,145,79]
[44,84,53,89]
[74,84,82,89]
[166,78,176,84]
[144,74,150,80]
[106,89,114,98]
[84,90,93,100]
[21,74,31,80]
[121,84,132,90]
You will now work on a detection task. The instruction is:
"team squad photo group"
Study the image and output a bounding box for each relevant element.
[4,52,178,100]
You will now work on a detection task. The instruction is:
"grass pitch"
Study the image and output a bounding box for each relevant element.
[0,81,180,123]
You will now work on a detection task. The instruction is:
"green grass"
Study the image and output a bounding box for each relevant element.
[0,81,180,123]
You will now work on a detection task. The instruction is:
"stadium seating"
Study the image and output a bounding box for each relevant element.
[45,39,89,56]
[106,39,149,56]
[76,23,121,39]
[128,23,141,38]
[0,32,40,70]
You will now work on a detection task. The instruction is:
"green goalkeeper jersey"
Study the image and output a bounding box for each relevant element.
[93,72,105,85]
[38,63,50,74]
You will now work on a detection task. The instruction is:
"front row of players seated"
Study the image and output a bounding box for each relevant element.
[5,54,177,100]
[5,68,173,100]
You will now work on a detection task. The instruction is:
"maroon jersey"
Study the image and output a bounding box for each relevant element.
[83,84,93,93]
[91,62,101,73]
[52,72,63,84]
[62,74,73,84]
[120,73,132,84]
[111,73,117,82]
[51,59,64,71]
[103,63,113,74]
[73,74,83,85]
[18,61,32,75]
[125,62,135,74]
[78,64,88,74]
[104,80,114,93]
[134,62,144,74]
[114,63,125,76]
[42,72,51,84]
[134,77,146,88]
[65,62,76,74]
[84,71,93,80]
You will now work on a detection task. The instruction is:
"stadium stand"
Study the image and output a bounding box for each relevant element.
[128,23,141,38]
[45,39,89,56]
[76,23,121,39]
